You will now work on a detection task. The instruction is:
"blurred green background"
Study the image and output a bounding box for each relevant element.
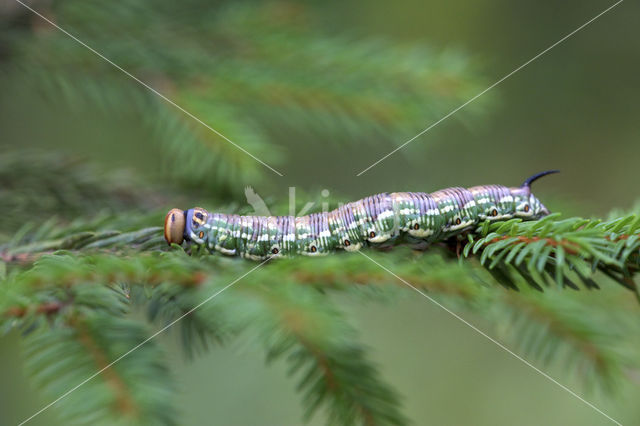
[1,0,638,424]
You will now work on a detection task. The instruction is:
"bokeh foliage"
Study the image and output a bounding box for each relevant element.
[1,0,488,195]
[0,1,638,425]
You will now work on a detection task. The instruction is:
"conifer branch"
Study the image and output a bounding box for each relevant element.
[17,284,177,425]
[492,291,629,391]
[2,2,638,420]
[463,214,640,299]
[72,318,139,418]
[2,210,639,424]
[2,0,488,193]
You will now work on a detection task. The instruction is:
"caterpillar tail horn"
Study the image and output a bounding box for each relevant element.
[521,170,560,189]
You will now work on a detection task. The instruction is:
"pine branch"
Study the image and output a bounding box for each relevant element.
[170,277,410,425]
[2,0,489,193]
[1,191,639,424]
[2,1,635,422]
[18,284,177,425]
[464,213,640,298]
[237,282,407,425]
[0,151,168,241]
[487,287,638,391]
[2,251,412,424]
[286,251,639,391]
[3,223,638,414]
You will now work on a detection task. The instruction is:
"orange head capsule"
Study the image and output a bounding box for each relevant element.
[164,208,186,245]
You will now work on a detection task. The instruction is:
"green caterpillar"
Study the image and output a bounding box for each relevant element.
[164,171,557,260]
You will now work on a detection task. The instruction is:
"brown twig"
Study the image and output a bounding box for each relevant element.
[72,318,139,418]
[4,301,65,318]
[486,235,581,255]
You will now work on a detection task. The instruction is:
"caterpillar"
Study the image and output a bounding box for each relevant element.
[164,171,557,260]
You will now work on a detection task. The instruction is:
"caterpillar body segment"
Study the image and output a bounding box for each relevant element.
[165,172,557,259]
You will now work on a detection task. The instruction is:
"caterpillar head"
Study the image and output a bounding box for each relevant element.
[164,208,186,245]
[185,207,209,244]
[165,207,210,245]
[511,170,558,218]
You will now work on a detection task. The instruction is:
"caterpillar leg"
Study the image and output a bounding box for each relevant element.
[372,244,394,252]
[409,241,431,251]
